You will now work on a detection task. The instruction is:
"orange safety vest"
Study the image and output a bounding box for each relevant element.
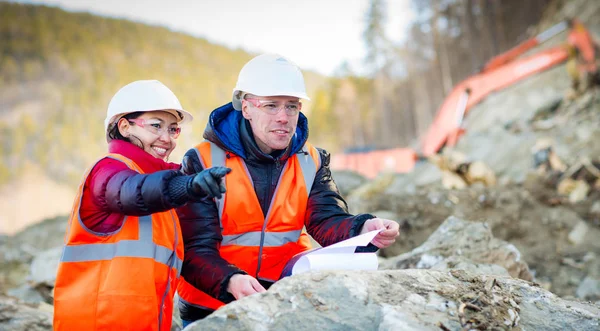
[178,141,320,311]
[53,154,184,331]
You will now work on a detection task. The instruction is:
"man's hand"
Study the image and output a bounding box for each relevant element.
[190,166,232,199]
[360,218,400,248]
[227,274,266,300]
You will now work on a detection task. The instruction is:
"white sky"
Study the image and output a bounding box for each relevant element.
[18,0,415,76]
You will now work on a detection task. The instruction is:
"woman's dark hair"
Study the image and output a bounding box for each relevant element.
[106,111,144,142]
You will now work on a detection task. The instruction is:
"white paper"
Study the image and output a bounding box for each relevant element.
[291,229,381,275]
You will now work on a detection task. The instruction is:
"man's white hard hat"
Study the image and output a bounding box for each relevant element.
[104,80,193,132]
[232,54,310,110]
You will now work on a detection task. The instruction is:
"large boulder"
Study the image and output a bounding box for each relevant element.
[186,269,600,331]
[380,216,533,281]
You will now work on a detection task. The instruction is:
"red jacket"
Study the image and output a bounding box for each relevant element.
[79,140,183,233]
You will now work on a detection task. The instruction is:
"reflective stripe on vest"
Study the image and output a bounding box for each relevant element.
[208,142,319,248]
[60,215,183,274]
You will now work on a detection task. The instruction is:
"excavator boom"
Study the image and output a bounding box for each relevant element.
[332,19,598,179]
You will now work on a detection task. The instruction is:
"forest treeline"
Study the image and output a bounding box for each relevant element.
[0,2,323,186]
[0,1,557,186]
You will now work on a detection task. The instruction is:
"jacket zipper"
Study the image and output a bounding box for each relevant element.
[256,156,281,279]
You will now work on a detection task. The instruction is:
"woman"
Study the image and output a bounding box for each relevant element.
[53,80,229,331]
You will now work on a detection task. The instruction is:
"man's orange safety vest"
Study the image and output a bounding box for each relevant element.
[53,154,184,331]
[177,141,320,311]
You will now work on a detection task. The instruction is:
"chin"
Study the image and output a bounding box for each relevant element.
[270,144,289,151]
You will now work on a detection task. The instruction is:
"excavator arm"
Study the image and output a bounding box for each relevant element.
[332,19,598,178]
[422,19,598,156]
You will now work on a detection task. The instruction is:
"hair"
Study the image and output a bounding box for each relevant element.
[106,111,144,148]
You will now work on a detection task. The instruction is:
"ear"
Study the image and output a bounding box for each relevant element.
[241,101,252,120]
[117,118,131,137]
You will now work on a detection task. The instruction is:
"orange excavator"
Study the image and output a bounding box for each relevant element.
[331,19,599,178]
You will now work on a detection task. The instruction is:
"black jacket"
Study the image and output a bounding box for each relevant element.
[177,103,375,320]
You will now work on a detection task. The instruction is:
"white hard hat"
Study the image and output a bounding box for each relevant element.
[104,80,193,132]
[232,54,310,110]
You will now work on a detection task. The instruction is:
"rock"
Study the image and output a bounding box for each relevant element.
[28,246,62,287]
[0,295,52,331]
[591,201,600,215]
[0,249,32,293]
[557,178,577,196]
[568,221,589,245]
[9,216,67,252]
[369,211,399,225]
[380,216,533,281]
[430,256,511,277]
[406,162,443,187]
[532,138,567,172]
[569,180,590,203]
[384,162,442,196]
[330,170,367,197]
[171,293,182,331]
[441,170,467,190]
[1,216,67,292]
[346,173,396,214]
[6,285,46,305]
[429,151,467,172]
[455,128,537,184]
[186,270,600,331]
[463,161,497,187]
[576,276,600,301]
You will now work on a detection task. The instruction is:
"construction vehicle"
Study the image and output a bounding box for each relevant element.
[331,19,599,178]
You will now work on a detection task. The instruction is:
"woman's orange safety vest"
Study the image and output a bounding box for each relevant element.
[177,141,320,311]
[53,154,184,331]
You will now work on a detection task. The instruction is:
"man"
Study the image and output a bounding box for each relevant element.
[176,54,400,325]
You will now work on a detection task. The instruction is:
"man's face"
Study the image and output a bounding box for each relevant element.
[241,95,300,154]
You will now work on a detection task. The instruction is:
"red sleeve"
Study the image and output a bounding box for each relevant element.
[79,158,133,233]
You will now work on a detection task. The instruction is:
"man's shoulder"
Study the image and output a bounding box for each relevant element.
[310,145,328,156]
[302,145,331,169]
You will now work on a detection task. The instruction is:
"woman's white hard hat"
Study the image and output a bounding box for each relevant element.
[104,80,193,132]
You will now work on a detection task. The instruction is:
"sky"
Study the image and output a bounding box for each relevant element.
[18,0,415,76]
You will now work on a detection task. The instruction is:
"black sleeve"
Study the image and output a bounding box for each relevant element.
[177,148,246,302]
[304,148,378,252]
[101,165,188,215]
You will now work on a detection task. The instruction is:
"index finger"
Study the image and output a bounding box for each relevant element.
[210,166,232,178]
[250,278,267,293]
[379,222,399,235]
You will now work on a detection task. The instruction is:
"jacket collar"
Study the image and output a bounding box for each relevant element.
[203,102,308,161]
[108,140,180,173]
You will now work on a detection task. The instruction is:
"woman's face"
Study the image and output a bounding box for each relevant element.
[118,110,179,160]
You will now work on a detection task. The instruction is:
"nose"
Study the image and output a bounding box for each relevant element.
[158,130,171,142]
[274,108,289,123]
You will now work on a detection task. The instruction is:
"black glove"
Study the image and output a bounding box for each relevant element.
[189,166,232,199]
